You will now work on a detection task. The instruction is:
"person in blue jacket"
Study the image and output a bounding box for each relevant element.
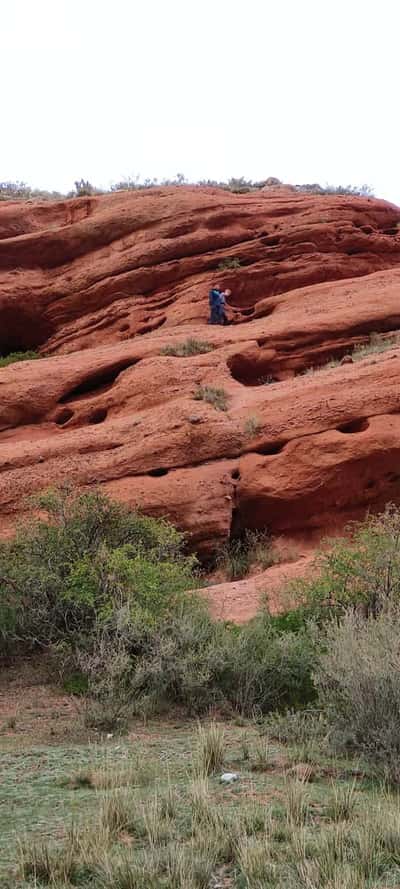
[208,286,222,324]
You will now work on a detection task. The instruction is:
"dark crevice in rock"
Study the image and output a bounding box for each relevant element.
[260,235,281,247]
[238,307,255,317]
[255,440,287,455]
[337,418,369,434]
[0,310,53,355]
[228,351,279,386]
[385,472,400,483]
[55,408,74,426]
[148,467,169,477]
[88,407,108,424]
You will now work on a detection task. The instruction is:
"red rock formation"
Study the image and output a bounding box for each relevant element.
[1,186,400,619]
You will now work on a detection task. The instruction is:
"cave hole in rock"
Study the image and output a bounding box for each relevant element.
[231,468,241,480]
[261,235,281,247]
[337,418,369,434]
[88,407,108,424]
[55,407,74,426]
[119,323,130,332]
[0,309,53,356]
[228,353,279,386]
[226,508,270,549]
[148,467,169,477]
[59,358,138,403]
[255,440,287,455]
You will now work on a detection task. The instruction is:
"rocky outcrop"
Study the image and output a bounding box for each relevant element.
[1,186,400,618]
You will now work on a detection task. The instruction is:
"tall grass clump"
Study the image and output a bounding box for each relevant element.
[196,722,225,775]
[314,609,400,783]
[217,530,277,580]
[244,415,262,438]
[18,827,85,885]
[352,331,398,360]
[193,385,229,411]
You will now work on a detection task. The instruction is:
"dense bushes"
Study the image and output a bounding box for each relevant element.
[293,504,400,618]
[291,504,400,782]
[313,609,400,782]
[0,487,196,649]
[5,488,400,763]
[0,487,315,724]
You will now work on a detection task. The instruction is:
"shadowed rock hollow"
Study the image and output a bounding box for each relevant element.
[1,185,400,619]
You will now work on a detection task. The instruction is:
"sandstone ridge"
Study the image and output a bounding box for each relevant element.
[1,186,400,619]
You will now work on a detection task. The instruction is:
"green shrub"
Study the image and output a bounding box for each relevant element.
[0,486,196,650]
[293,504,400,619]
[0,486,316,723]
[75,599,316,723]
[0,350,40,368]
[194,386,229,411]
[313,609,400,782]
[215,611,316,714]
[160,339,213,357]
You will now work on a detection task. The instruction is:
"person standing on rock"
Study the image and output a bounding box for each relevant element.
[208,286,222,324]
[218,288,231,325]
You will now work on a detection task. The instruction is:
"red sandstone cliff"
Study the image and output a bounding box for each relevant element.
[1,186,400,618]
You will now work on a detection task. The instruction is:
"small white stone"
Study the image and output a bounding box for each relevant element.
[220,772,239,784]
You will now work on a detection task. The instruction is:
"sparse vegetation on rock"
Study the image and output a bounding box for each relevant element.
[244,415,262,437]
[160,338,213,357]
[193,385,229,411]
[217,257,241,270]
[0,350,40,368]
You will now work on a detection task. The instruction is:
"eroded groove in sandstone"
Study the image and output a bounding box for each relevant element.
[58,358,139,403]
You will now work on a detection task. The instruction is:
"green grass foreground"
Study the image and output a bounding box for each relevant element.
[2,714,400,888]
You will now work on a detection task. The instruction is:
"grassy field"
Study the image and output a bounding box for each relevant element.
[1,665,400,888]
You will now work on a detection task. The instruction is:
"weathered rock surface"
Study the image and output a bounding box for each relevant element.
[1,186,400,619]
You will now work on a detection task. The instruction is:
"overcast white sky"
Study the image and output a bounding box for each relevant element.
[2,0,399,203]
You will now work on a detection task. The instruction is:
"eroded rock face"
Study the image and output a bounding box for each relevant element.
[1,186,400,617]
